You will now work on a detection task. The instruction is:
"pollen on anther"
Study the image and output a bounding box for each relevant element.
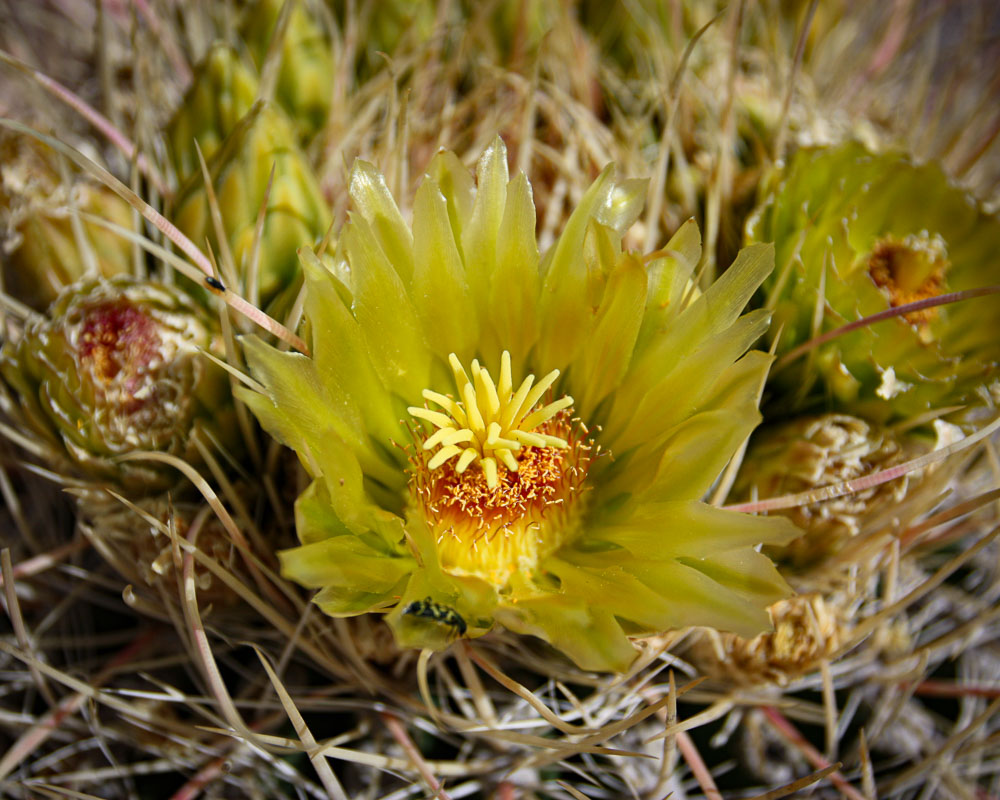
[408,351,573,488]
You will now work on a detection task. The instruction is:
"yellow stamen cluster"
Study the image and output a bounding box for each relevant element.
[408,352,573,488]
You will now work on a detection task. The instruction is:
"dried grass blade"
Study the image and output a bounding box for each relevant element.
[746,763,842,800]
[0,631,157,780]
[643,10,723,251]
[382,712,453,800]
[463,643,593,734]
[255,647,350,800]
[0,538,88,589]
[0,49,169,195]
[0,119,307,353]
[773,285,1000,374]
[115,450,289,612]
[1,548,55,705]
[677,729,723,800]
[888,695,1000,794]
[761,706,870,800]
[846,525,1000,647]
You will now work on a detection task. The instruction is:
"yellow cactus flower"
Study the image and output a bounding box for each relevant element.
[240,138,798,671]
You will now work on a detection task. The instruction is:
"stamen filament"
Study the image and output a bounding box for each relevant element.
[499,375,535,430]
[423,390,467,426]
[482,457,498,487]
[497,351,513,401]
[463,383,486,435]
[476,366,501,418]
[512,430,547,447]
[456,448,479,473]
[516,369,560,427]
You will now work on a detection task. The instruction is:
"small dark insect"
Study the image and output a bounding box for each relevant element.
[204,276,226,292]
[403,596,467,636]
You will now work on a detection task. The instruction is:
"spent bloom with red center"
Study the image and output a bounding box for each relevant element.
[241,138,798,671]
[1,277,236,493]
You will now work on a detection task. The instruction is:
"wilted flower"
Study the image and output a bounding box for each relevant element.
[0,277,237,494]
[687,593,850,686]
[241,138,798,671]
[747,142,1000,420]
[733,414,918,568]
[173,103,332,309]
[90,497,242,607]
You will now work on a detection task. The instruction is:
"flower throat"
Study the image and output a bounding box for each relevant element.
[407,352,592,587]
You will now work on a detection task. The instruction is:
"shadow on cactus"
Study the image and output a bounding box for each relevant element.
[240,137,800,672]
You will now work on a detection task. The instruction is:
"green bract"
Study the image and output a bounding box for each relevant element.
[173,103,332,309]
[166,43,259,184]
[241,0,333,139]
[747,142,1000,420]
[242,138,798,672]
[0,277,237,494]
[0,135,133,310]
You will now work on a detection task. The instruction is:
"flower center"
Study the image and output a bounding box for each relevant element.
[408,351,574,488]
[867,233,949,337]
[407,352,591,587]
[78,299,162,415]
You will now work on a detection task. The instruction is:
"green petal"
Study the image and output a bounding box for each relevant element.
[585,500,801,559]
[537,164,616,371]
[343,215,432,401]
[240,336,401,493]
[495,591,637,672]
[426,149,475,249]
[299,247,404,453]
[411,177,479,361]
[489,171,540,371]
[279,535,413,592]
[462,137,508,327]
[573,252,647,418]
[313,578,409,617]
[606,309,771,453]
[606,242,773,444]
[241,336,354,444]
[554,552,782,639]
[603,408,756,503]
[294,479,353,544]
[698,243,775,334]
[677,548,791,611]
[595,177,649,236]
[635,218,701,356]
[385,566,497,650]
[349,159,415,283]
[601,350,771,502]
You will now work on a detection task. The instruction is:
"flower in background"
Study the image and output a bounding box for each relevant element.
[240,0,334,139]
[241,138,798,671]
[746,142,1000,421]
[0,277,238,494]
